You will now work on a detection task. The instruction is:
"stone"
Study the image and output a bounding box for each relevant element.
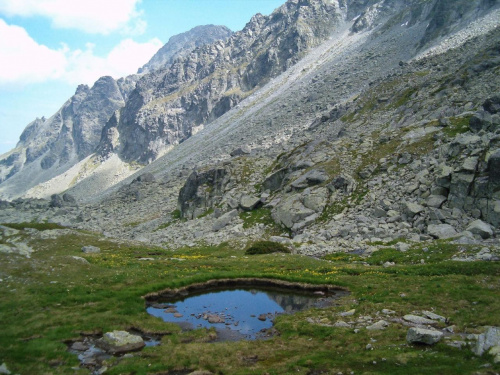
[263,168,287,192]
[272,195,315,229]
[292,169,329,189]
[333,320,351,327]
[207,314,225,324]
[404,202,424,218]
[466,220,494,239]
[461,157,478,172]
[134,173,156,183]
[435,165,454,188]
[483,93,500,114]
[366,320,389,331]
[474,327,500,356]
[230,145,251,157]
[302,187,329,212]
[469,111,493,133]
[82,245,101,254]
[339,309,356,317]
[426,195,447,208]
[427,224,458,239]
[211,209,238,232]
[50,194,64,208]
[0,363,10,375]
[422,311,447,323]
[396,242,410,252]
[71,256,90,264]
[403,314,438,325]
[406,327,443,345]
[99,330,145,354]
[240,195,261,211]
[62,193,77,204]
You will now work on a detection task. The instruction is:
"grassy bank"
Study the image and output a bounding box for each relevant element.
[0,227,499,374]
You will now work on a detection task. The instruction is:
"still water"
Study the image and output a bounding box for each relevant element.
[147,287,338,341]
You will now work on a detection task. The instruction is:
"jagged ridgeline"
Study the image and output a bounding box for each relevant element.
[0,0,498,201]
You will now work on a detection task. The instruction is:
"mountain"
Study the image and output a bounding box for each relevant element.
[99,0,344,163]
[138,25,233,74]
[0,25,233,199]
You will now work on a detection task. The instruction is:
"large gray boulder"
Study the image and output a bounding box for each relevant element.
[98,330,145,354]
[404,202,425,218]
[240,195,261,211]
[427,224,458,239]
[406,327,443,345]
[212,210,238,232]
[466,220,494,239]
[272,195,315,229]
[291,169,329,189]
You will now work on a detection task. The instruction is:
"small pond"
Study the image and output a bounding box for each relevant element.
[146,279,348,341]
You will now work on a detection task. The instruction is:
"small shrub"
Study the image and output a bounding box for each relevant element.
[245,240,291,255]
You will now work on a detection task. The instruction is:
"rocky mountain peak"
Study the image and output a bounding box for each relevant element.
[138,25,233,74]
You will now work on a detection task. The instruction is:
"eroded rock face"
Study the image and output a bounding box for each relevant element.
[178,168,229,219]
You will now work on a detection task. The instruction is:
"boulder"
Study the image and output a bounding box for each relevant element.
[406,327,443,345]
[466,220,494,239]
[262,168,288,192]
[98,330,145,354]
[435,165,454,188]
[50,194,64,208]
[134,173,156,183]
[82,245,101,254]
[404,202,424,218]
[403,314,438,325]
[469,111,493,133]
[230,146,251,157]
[212,210,238,232]
[488,149,500,187]
[483,93,500,114]
[302,187,329,212]
[240,195,261,211]
[0,363,11,375]
[427,224,458,239]
[426,195,447,208]
[62,193,77,204]
[474,327,500,356]
[272,195,315,229]
[291,169,329,189]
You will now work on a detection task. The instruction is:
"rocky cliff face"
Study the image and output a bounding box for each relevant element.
[100,0,345,163]
[0,76,131,189]
[0,26,233,199]
[138,25,233,74]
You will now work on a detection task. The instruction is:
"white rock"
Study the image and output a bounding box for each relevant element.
[406,327,443,345]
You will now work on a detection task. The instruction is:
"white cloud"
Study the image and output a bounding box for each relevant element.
[63,38,163,85]
[0,19,163,87]
[0,19,66,85]
[0,0,144,35]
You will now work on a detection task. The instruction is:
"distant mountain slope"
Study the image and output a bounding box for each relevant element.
[0,25,232,199]
[138,25,233,74]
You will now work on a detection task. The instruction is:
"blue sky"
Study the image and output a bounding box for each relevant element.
[0,0,285,155]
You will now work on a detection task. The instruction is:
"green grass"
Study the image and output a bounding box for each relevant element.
[0,226,499,374]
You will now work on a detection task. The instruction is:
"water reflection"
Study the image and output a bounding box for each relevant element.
[146,287,338,341]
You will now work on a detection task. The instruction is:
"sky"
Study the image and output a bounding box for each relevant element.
[0,0,285,155]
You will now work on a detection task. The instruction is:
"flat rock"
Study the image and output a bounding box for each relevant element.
[403,314,438,325]
[366,320,389,331]
[422,311,446,323]
[98,330,145,354]
[406,327,443,345]
[427,224,458,239]
[82,245,101,254]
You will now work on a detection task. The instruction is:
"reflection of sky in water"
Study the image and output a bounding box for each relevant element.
[147,288,322,340]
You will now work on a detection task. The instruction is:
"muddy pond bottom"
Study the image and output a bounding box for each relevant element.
[147,287,339,341]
